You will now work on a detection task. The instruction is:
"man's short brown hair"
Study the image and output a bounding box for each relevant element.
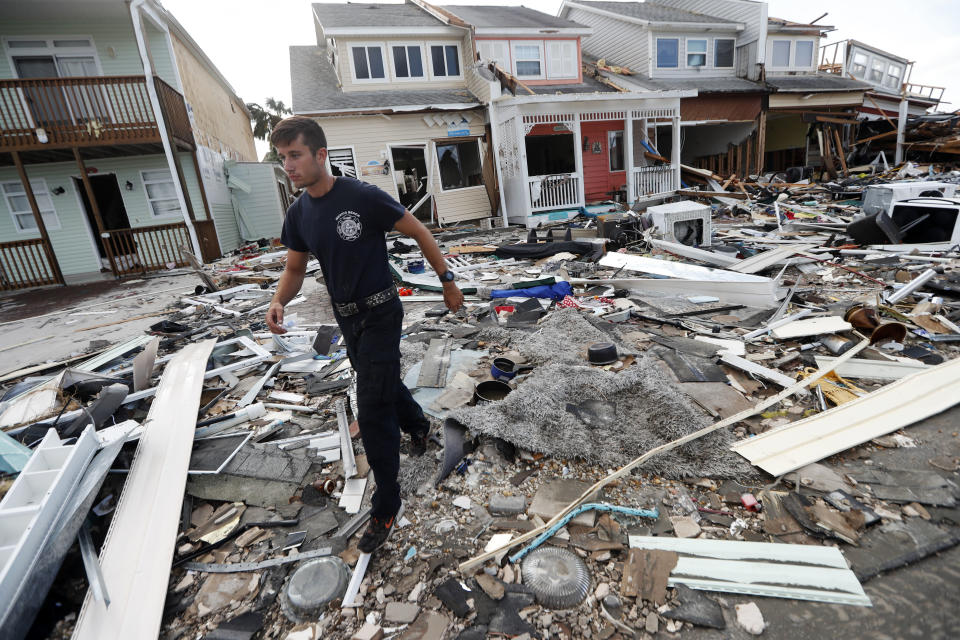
[270,116,327,155]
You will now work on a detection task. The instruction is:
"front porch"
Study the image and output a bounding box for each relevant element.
[493,98,682,227]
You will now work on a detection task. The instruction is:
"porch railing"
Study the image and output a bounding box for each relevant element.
[528,173,581,212]
[0,75,193,152]
[0,237,61,290]
[104,222,191,277]
[631,165,676,200]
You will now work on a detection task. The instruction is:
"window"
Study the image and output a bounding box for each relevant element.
[686,39,707,67]
[714,38,735,68]
[546,40,578,79]
[2,179,60,232]
[351,45,385,81]
[870,59,885,84]
[656,38,679,68]
[851,52,868,77]
[795,40,814,68]
[513,42,543,78]
[429,44,460,78]
[141,170,182,218]
[885,63,902,89]
[328,147,357,178]
[390,44,424,80]
[436,140,482,190]
[608,131,624,172]
[478,40,510,66]
[771,40,791,67]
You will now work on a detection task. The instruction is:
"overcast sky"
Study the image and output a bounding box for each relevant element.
[159,0,959,159]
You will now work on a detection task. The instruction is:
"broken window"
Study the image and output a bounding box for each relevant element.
[351,45,385,81]
[885,63,902,90]
[851,52,868,77]
[686,39,707,67]
[513,43,543,77]
[714,39,735,68]
[608,130,624,171]
[656,38,678,68]
[141,170,182,218]
[525,134,575,176]
[2,179,61,232]
[391,44,424,79]
[771,40,790,67]
[436,140,482,190]
[870,59,885,84]
[795,40,814,67]
[328,147,356,178]
[430,44,460,77]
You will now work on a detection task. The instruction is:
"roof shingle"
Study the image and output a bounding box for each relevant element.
[573,1,735,25]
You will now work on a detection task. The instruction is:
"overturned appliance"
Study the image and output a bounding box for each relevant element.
[847,197,960,249]
[861,182,958,216]
[644,200,712,247]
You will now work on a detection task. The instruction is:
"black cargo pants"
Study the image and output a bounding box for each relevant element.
[334,296,428,518]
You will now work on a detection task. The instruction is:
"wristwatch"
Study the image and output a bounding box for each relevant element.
[438,269,456,283]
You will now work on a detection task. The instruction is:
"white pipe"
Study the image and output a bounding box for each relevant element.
[886,268,937,304]
[129,0,203,259]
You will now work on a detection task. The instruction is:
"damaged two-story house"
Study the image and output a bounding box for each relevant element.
[292,1,691,229]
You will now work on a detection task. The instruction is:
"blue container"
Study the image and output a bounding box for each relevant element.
[490,357,517,380]
[407,259,425,274]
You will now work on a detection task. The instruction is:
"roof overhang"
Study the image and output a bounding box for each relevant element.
[846,39,912,65]
[295,103,483,117]
[562,1,742,32]
[495,88,696,107]
[474,27,593,36]
[321,25,465,36]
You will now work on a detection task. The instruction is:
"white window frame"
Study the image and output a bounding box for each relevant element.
[387,42,426,82]
[2,178,62,234]
[140,169,183,219]
[477,40,511,68]
[885,63,903,90]
[685,38,708,69]
[656,37,679,69]
[435,138,484,193]
[869,58,886,84]
[511,40,545,80]
[427,41,463,80]
[327,146,357,178]
[3,35,105,79]
[794,39,815,69]
[769,39,792,69]
[850,51,868,78]
[713,38,735,69]
[348,42,388,83]
[545,39,578,80]
[608,130,625,172]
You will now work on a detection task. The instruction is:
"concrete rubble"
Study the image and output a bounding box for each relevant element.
[1,164,960,639]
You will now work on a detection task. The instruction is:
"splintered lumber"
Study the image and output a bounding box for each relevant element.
[458,339,870,573]
[676,189,748,200]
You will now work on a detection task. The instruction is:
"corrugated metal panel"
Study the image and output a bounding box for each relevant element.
[566,7,648,72]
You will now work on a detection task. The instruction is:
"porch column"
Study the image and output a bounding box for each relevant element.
[624,112,634,204]
[671,114,681,191]
[756,104,767,175]
[572,114,585,207]
[486,102,511,227]
[11,151,65,285]
[73,148,119,277]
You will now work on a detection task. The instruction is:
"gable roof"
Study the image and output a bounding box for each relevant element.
[289,45,480,114]
[566,1,736,27]
[311,2,445,28]
[441,4,587,29]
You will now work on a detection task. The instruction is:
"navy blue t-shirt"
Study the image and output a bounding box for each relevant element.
[280,177,405,303]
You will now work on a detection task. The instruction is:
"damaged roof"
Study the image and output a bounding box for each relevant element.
[311,2,446,28]
[569,0,738,27]
[766,74,872,93]
[441,4,587,30]
[289,46,480,114]
[528,74,623,95]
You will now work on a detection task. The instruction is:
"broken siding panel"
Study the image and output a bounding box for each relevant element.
[565,7,648,73]
[462,33,492,103]
[336,35,469,93]
[226,163,286,242]
[209,202,240,254]
[654,0,763,45]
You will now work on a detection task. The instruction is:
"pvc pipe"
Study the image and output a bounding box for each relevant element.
[885,268,937,304]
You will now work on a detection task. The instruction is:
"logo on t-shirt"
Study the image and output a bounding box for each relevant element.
[335,210,362,241]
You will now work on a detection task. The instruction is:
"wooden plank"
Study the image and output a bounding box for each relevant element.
[676,189,748,200]
[833,127,849,176]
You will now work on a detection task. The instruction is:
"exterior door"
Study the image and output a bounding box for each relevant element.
[13,56,68,124]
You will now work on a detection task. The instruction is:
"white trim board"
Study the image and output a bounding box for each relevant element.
[812,356,929,380]
[770,316,853,339]
[599,252,772,283]
[731,356,960,476]
[569,277,783,308]
[628,535,870,607]
[73,339,216,640]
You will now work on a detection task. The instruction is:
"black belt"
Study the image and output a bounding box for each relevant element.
[333,286,398,317]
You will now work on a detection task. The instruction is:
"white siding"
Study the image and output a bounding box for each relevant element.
[226,162,286,245]
[655,0,764,71]
[650,30,741,78]
[336,35,469,92]
[564,6,649,73]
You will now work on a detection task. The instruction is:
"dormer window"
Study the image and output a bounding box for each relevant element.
[351,44,386,81]
[391,44,425,80]
[870,59,884,83]
[714,39,735,68]
[686,39,707,67]
[795,40,814,68]
[771,40,790,67]
[656,38,679,68]
[885,63,902,89]
[429,44,461,78]
[851,52,868,77]
[513,42,544,78]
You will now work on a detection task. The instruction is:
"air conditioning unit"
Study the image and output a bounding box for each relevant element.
[646,200,712,247]
[861,182,957,216]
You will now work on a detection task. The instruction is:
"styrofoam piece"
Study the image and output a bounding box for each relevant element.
[599,253,771,283]
[73,339,217,640]
[770,316,853,339]
[628,535,870,606]
[731,356,960,476]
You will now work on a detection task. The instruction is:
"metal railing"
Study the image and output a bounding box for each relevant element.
[104,222,191,277]
[631,165,676,200]
[527,173,581,212]
[0,75,193,152]
[0,237,61,290]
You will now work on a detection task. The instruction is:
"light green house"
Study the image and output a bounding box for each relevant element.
[0,0,286,290]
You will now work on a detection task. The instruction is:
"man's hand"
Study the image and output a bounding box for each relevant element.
[442,281,464,313]
[266,301,287,334]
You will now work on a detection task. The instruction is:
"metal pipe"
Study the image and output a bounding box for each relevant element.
[886,268,937,304]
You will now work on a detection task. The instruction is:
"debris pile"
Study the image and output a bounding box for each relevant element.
[1,164,960,639]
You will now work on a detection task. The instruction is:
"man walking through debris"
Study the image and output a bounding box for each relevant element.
[266,116,464,553]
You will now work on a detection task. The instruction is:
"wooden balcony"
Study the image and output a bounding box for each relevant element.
[0,75,194,158]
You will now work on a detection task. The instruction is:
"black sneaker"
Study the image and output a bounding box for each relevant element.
[358,512,397,553]
[410,430,429,457]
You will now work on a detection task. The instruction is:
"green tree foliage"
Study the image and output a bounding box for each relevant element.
[247,98,292,162]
